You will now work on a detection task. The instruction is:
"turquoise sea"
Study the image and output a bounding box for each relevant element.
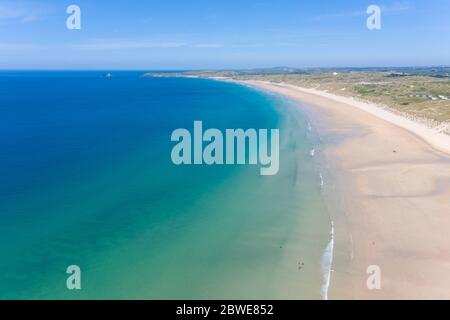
[0,71,332,299]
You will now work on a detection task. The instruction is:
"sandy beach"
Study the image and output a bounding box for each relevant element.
[238,79,450,299]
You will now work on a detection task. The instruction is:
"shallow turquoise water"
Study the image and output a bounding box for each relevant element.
[0,72,331,299]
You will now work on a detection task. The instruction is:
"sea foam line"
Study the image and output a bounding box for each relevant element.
[320,220,334,300]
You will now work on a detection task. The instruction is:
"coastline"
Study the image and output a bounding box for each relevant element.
[232,79,450,299]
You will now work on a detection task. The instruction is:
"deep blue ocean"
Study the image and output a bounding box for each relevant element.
[0,71,331,299]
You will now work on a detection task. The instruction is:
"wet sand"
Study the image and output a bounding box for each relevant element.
[240,80,450,299]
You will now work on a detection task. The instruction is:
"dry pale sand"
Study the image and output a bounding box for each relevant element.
[241,80,450,299]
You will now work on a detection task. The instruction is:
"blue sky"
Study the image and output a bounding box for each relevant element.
[0,0,449,69]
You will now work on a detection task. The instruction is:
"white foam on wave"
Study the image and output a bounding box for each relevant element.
[310,148,315,157]
[319,173,324,189]
[320,221,334,300]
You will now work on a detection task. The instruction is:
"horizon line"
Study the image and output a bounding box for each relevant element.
[0,65,449,72]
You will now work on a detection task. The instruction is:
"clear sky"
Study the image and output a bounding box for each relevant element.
[1,0,449,69]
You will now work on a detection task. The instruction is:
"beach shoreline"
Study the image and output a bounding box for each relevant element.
[223,79,450,155]
[231,79,450,299]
